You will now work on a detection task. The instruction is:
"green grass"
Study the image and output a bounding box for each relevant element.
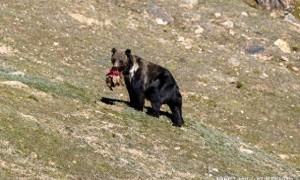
[0,66,92,103]
[292,1,300,21]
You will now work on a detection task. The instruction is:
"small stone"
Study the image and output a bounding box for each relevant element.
[286,64,299,72]
[10,71,25,76]
[278,154,289,160]
[239,146,254,154]
[48,161,56,166]
[284,13,300,28]
[274,39,291,53]
[212,168,219,172]
[241,12,249,17]
[178,36,185,42]
[180,0,199,9]
[221,20,234,29]
[177,36,193,49]
[156,18,168,25]
[53,42,59,46]
[181,0,199,6]
[202,96,209,100]
[175,146,180,150]
[30,152,38,159]
[261,73,269,78]
[188,0,199,5]
[280,56,289,62]
[245,45,265,54]
[249,12,258,17]
[227,77,237,84]
[291,66,299,72]
[194,26,204,34]
[270,11,278,18]
[227,57,240,67]
[214,12,221,18]
[147,5,174,25]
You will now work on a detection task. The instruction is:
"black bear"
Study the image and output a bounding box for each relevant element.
[109,48,184,127]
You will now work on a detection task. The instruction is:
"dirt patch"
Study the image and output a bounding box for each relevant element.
[0,45,16,56]
[68,12,100,26]
[0,81,29,89]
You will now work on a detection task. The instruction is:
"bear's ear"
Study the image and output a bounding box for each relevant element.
[111,48,117,54]
[125,49,131,56]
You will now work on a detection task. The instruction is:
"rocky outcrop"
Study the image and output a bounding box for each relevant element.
[256,0,296,11]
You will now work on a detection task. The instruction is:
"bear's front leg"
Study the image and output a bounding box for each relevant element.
[132,93,145,111]
[150,101,161,118]
[124,77,136,108]
[130,78,145,111]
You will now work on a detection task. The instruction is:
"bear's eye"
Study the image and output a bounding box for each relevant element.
[111,59,116,64]
[119,60,124,65]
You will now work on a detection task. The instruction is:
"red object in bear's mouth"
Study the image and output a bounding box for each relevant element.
[106,67,122,90]
[106,67,120,77]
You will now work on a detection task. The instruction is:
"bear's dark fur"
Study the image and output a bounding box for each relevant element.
[110,48,184,127]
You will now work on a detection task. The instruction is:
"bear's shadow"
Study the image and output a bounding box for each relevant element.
[100,97,174,122]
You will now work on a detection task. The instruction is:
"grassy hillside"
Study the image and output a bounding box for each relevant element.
[0,0,299,179]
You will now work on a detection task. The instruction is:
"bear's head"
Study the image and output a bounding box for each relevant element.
[111,48,133,72]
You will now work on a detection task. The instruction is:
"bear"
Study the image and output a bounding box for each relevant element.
[109,48,184,127]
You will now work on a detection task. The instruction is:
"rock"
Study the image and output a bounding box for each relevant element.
[270,11,280,18]
[257,54,273,61]
[227,57,240,67]
[291,66,299,72]
[146,5,174,25]
[53,42,59,46]
[212,168,219,172]
[181,0,199,6]
[30,152,38,159]
[180,0,199,9]
[256,0,296,11]
[194,26,204,34]
[286,64,299,72]
[229,29,235,36]
[284,13,300,28]
[274,39,291,53]
[278,154,289,159]
[241,12,249,17]
[10,71,25,77]
[280,56,289,62]
[227,77,237,84]
[221,20,234,29]
[245,45,265,54]
[182,0,199,6]
[260,73,269,79]
[249,12,258,17]
[0,44,16,56]
[214,12,222,18]
[68,13,100,26]
[177,36,193,49]
[238,145,254,154]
